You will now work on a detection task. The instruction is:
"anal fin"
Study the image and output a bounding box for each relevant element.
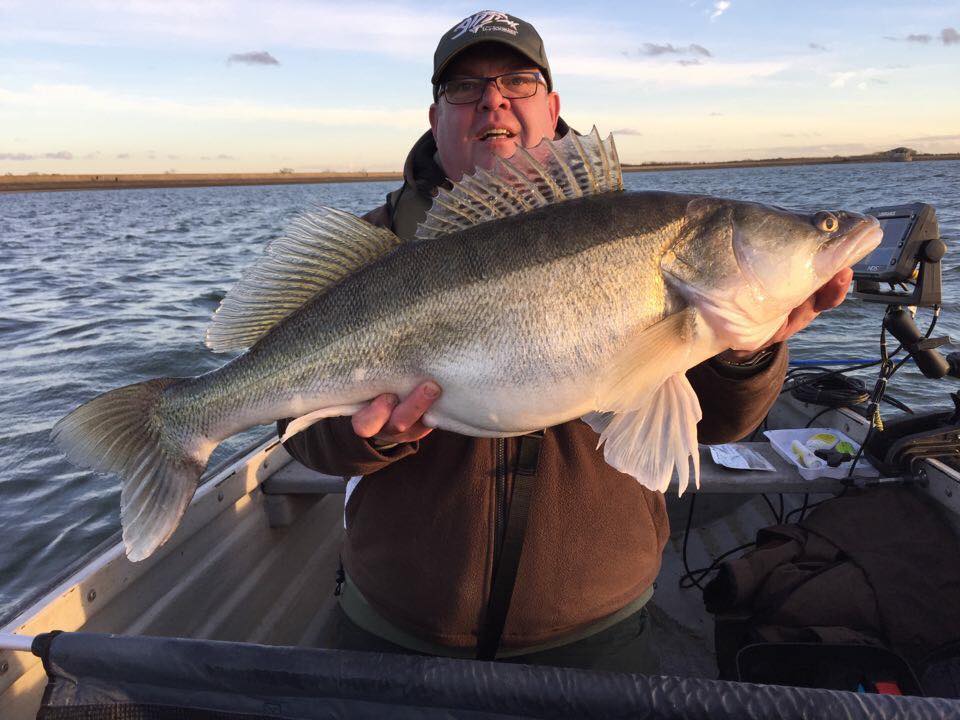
[584,372,702,495]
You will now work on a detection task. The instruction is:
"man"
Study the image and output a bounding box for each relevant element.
[280,10,852,672]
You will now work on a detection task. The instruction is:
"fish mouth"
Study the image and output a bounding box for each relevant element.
[816,213,883,275]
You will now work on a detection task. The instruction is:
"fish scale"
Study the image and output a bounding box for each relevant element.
[52,130,882,561]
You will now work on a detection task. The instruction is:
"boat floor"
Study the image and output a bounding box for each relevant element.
[289,490,819,677]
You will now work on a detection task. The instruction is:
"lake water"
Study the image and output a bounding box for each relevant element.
[2,160,959,624]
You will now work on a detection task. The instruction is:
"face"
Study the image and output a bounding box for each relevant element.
[429,46,560,182]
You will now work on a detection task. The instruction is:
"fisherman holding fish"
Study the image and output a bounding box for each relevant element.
[55,9,879,672]
[277,11,860,670]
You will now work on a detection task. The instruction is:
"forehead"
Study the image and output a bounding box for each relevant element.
[444,44,538,78]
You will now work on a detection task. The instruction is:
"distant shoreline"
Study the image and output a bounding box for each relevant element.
[3,153,958,193]
[0,171,404,194]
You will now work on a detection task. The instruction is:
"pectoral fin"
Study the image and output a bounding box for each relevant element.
[583,372,702,495]
[597,307,703,414]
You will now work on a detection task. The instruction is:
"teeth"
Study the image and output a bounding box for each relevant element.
[481,129,512,140]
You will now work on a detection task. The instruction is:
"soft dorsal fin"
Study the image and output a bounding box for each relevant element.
[416,127,622,240]
[205,207,401,352]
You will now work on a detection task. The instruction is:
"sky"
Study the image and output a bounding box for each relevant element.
[1,0,959,173]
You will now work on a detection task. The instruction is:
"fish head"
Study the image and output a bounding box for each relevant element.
[665,196,882,350]
[728,201,882,310]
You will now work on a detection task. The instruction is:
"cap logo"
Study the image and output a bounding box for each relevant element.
[449,10,519,40]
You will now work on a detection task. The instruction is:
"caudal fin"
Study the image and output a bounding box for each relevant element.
[51,378,210,562]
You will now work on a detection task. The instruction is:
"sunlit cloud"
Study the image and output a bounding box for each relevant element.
[0,0,454,59]
[711,1,731,21]
[0,150,72,160]
[829,67,890,89]
[554,56,786,86]
[0,83,425,129]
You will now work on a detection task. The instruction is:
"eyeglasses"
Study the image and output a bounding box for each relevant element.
[439,71,545,105]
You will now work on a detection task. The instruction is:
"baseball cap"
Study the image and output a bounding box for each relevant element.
[432,10,552,101]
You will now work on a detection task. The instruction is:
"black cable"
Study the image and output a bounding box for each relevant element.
[804,406,838,428]
[846,306,938,476]
[791,372,869,408]
[680,495,755,590]
[762,494,780,523]
[680,306,940,593]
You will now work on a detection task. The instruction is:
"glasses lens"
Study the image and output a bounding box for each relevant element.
[497,72,540,98]
[444,78,485,104]
[442,72,541,104]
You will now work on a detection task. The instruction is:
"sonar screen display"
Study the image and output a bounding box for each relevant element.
[852,215,913,276]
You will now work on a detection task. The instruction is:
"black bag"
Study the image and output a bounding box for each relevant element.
[705,487,960,696]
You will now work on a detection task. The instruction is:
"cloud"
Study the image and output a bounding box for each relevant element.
[216,153,234,160]
[554,56,786,86]
[0,150,72,160]
[808,42,828,51]
[611,128,643,136]
[0,1,454,61]
[227,51,280,66]
[887,28,958,45]
[638,42,712,58]
[677,59,702,66]
[0,83,425,129]
[708,112,723,116]
[829,67,890,88]
[711,1,731,21]
[115,153,130,159]
[906,133,960,142]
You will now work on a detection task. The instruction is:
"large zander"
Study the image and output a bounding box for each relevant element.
[53,129,882,561]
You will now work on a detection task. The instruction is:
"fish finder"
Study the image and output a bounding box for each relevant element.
[852,202,944,307]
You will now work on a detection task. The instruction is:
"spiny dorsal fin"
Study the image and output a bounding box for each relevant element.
[416,127,622,240]
[205,207,401,352]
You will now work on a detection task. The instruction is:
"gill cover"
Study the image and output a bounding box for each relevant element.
[662,198,785,351]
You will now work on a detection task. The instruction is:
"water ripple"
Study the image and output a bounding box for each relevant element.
[1,167,958,622]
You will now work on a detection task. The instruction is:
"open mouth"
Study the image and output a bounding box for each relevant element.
[477,128,517,142]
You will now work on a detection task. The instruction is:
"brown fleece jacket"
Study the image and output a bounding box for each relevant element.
[280,126,788,649]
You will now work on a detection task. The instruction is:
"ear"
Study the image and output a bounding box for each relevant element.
[548,91,560,133]
[429,103,439,140]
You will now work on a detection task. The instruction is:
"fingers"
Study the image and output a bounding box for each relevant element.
[812,268,853,312]
[351,381,442,443]
[352,393,399,438]
[382,381,441,437]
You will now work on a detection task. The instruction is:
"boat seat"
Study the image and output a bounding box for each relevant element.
[262,463,348,495]
[690,442,847,495]
[261,464,347,528]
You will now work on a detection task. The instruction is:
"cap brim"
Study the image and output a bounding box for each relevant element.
[431,36,550,89]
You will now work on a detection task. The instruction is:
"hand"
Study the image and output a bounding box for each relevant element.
[351,380,442,445]
[719,268,854,362]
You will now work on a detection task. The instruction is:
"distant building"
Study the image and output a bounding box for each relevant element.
[886,147,916,162]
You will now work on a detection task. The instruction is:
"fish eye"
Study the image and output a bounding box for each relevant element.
[814,211,839,233]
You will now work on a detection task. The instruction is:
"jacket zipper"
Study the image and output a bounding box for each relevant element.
[493,438,506,571]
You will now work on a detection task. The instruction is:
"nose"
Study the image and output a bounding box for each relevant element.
[478,79,510,111]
